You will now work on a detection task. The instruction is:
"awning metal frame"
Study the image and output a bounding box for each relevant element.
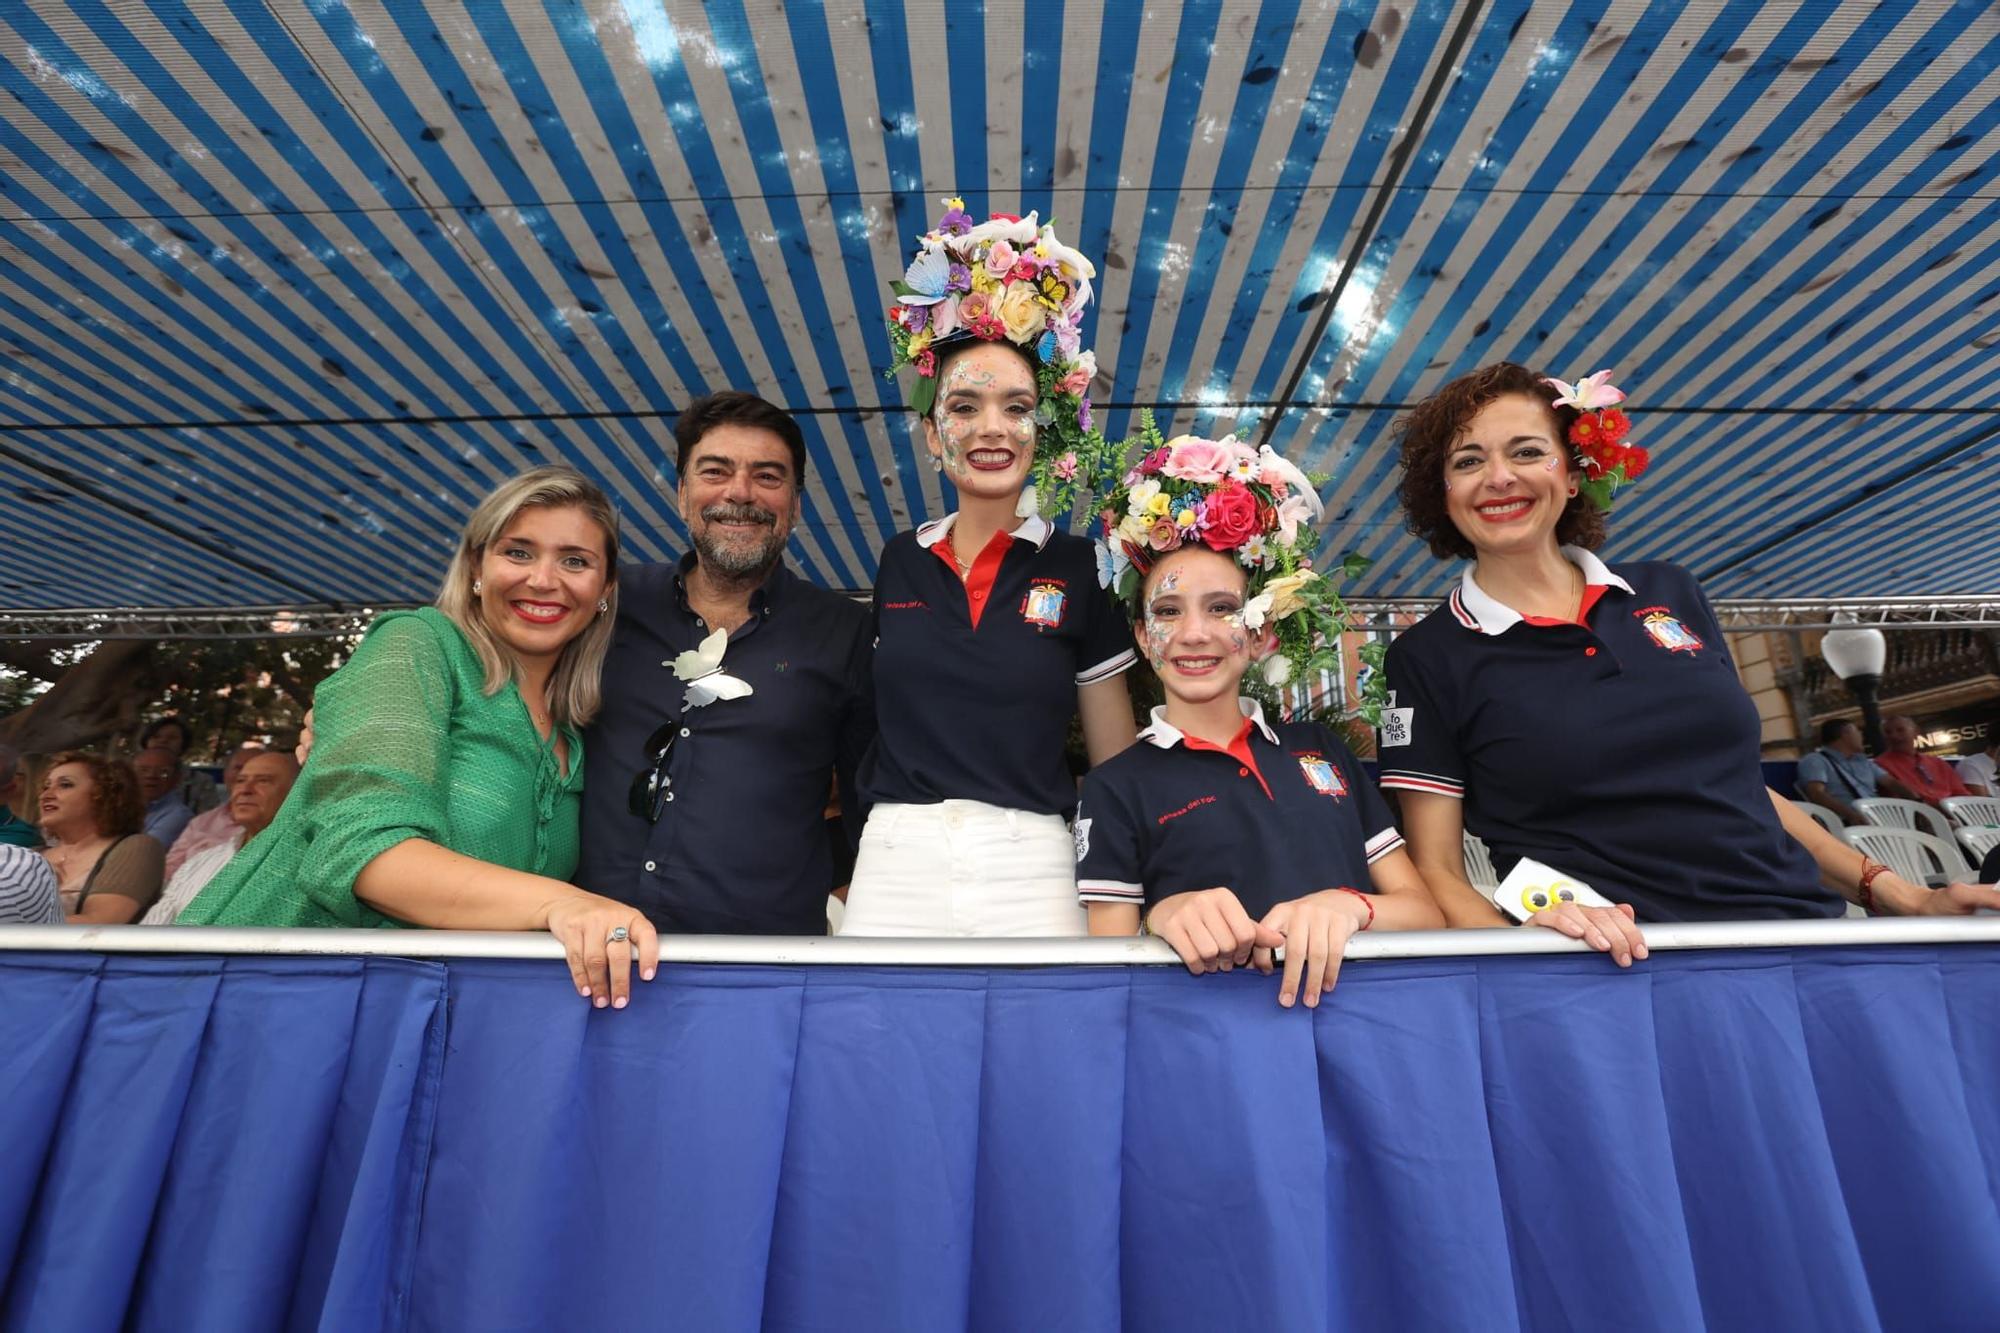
[4,597,1999,641]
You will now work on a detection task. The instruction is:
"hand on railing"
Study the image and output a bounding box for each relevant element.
[1256,890,1376,1009]
[541,894,660,1009]
[1905,880,2000,916]
[1145,888,1282,978]
[1527,900,1649,967]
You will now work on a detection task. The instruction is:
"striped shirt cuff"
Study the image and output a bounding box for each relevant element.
[1379,770,1464,798]
[1078,879,1144,903]
[1364,828,1406,864]
[1076,648,1137,686]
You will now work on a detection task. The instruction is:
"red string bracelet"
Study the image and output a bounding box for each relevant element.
[1333,886,1375,931]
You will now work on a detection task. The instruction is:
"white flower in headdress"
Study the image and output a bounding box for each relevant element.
[1274,494,1318,545]
[1240,591,1274,632]
[1544,369,1625,412]
[1261,654,1293,688]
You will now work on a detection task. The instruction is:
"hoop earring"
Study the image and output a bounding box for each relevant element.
[471,579,482,596]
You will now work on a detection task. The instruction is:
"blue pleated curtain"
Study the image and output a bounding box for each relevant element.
[3,946,1999,1331]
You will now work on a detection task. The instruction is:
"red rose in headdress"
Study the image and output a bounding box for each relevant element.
[1199,482,1260,551]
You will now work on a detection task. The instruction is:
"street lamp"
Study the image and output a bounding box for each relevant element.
[1821,622,1888,754]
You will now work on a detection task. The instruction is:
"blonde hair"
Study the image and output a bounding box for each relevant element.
[435,466,621,727]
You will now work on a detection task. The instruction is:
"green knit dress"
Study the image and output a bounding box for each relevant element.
[179,608,584,928]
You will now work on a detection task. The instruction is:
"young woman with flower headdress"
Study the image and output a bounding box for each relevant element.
[1380,362,2000,953]
[1075,417,1443,1004]
[840,199,1138,936]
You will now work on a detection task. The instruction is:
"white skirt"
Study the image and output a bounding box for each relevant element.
[839,800,1087,938]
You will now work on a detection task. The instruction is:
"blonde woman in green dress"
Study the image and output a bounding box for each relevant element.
[180,467,660,1009]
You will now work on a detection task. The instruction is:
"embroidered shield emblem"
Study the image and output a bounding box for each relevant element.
[1297,753,1347,798]
[1022,582,1067,629]
[1639,608,1704,654]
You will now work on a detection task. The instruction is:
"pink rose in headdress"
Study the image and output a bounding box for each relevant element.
[930,294,962,339]
[958,289,1000,339]
[1009,258,1041,284]
[1058,350,1098,397]
[1146,517,1182,552]
[914,349,937,377]
[984,240,1018,281]
[1160,436,1234,484]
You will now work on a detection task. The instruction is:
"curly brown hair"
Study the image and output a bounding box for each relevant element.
[45,750,146,838]
[1394,361,1608,560]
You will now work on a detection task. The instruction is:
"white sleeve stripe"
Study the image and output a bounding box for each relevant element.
[1078,879,1144,901]
[1364,829,1406,864]
[1076,647,1138,685]
[1379,773,1465,798]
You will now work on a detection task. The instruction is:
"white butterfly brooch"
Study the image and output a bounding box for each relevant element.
[671,628,754,709]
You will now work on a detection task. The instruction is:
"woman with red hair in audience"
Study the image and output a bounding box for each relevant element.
[36,752,165,924]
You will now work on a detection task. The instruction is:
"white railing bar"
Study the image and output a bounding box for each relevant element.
[1,917,1997,965]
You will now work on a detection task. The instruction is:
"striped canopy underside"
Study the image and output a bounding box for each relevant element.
[3,0,1997,613]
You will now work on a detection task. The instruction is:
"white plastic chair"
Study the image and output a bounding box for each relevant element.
[1462,832,1500,893]
[1841,825,1972,888]
[1939,795,2000,829]
[1792,800,1844,834]
[1955,826,2000,873]
[1855,797,1959,845]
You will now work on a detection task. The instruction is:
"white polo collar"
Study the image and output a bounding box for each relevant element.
[915,511,1053,551]
[1449,545,1634,636]
[1138,697,1281,750]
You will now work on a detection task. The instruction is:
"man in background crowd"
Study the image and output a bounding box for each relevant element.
[1954,727,1998,797]
[1796,719,1912,825]
[133,746,197,848]
[139,717,223,812]
[164,743,266,878]
[1875,715,1971,808]
[0,745,40,847]
[143,751,299,924]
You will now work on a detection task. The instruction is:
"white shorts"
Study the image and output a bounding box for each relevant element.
[838,800,1087,938]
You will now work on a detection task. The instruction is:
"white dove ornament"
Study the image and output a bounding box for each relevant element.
[672,628,754,709]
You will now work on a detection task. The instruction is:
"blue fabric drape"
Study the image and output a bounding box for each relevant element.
[3,945,1999,1331]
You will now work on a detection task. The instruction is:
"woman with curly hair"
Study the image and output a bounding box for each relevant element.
[1379,362,1999,957]
[36,752,164,924]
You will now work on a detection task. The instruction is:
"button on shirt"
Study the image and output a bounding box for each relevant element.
[1379,549,1840,923]
[860,513,1135,817]
[578,555,874,935]
[1076,700,1404,921]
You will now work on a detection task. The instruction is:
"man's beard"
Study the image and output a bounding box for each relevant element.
[694,503,786,578]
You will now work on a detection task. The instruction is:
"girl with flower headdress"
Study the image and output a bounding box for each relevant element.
[1075,418,1443,1004]
[841,200,1138,937]
[1380,362,2000,950]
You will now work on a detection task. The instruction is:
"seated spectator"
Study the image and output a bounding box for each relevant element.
[1955,730,1998,797]
[1796,720,1900,825]
[134,746,197,848]
[140,717,223,812]
[36,752,165,923]
[1982,842,2000,884]
[0,843,61,924]
[145,751,297,924]
[164,743,265,879]
[0,744,41,847]
[1874,715,1971,807]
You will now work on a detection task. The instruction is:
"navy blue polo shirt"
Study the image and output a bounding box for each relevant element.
[1378,548,1840,923]
[1075,700,1404,920]
[859,513,1135,817]
[578,554,874,934]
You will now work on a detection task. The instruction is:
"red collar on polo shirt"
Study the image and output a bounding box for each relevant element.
[917,511,1054,629]
[1449,545,1634,635]
[1139,698,1279,799]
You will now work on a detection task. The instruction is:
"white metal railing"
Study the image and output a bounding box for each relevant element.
[1,917,1997,966]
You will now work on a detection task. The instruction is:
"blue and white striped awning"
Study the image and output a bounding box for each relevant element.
[4,0,1997,614]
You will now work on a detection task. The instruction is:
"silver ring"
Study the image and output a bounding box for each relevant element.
[607,925,630,945]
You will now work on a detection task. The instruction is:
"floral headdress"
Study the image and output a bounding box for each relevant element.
[1544,370,1650,510]
[1095,411,1386,720]
[883,197,1119,518]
